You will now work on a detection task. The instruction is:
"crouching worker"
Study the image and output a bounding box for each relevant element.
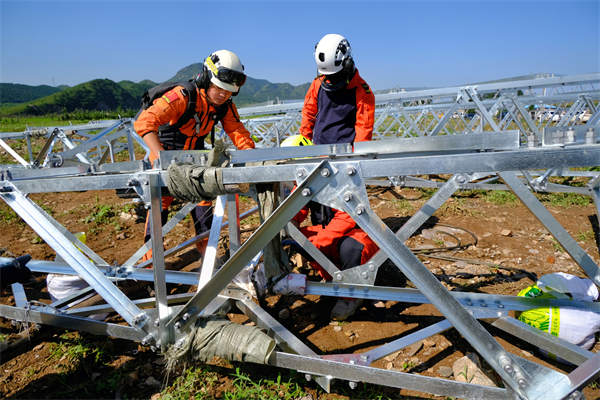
[288,203,379,321]
[134,50,255,263]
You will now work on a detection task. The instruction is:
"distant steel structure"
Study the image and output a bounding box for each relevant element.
[232,72,599,146]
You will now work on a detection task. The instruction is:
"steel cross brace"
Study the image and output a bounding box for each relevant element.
[326,163,574,399]
[166,159,334,332]
[0,185,149,330]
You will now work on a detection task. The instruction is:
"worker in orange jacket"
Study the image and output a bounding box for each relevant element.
[293,34,376,319]
[289,203,379,321]
[298,34,375,145]
[134,50,255,263]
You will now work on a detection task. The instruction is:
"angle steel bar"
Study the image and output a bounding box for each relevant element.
[491,317,594,366]
[10,283,28,309]
[361,319,453,362]
[286,221,341,278]
[227,194,242,253]
[303,281,600,313]
[235,298,334,392]
[499,171,600,286]
[121,201,198,269]
[166,161,334,332]
[329,172,560,398]
[147,173,173,351]
[11,257,599,314]
[217,144,600,186]
[269,352,517,400]
[1,187,147,328]
[198,195,226,289]
[33,130,59,167]
[0,304,146,341]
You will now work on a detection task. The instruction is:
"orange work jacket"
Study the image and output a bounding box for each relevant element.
[134,86,255,151]
[299,69,375,145]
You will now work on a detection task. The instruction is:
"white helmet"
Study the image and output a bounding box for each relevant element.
[201,50,246,93]
[314,34,352,75]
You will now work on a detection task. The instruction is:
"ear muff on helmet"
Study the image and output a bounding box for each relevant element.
[342,56,355,77]
[195,65,211,91]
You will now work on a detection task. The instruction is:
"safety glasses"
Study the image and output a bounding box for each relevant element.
[216,67,246,87]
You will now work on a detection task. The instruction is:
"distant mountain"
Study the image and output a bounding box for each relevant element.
[164,62,311,106]
[117,79,158,101]
[2,79,139,115]
[0,64,312,115]
[0,83,67,104]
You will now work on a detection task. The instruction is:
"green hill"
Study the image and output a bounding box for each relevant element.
[2,79,138,115]
[1,64,311,116]
[117,79,158,101]
[165,62,311,105]
[0,83,67,104]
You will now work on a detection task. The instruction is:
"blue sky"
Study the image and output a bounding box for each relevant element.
[1,0,599,92]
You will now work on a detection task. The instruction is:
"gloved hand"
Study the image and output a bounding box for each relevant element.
[0,254,32,292]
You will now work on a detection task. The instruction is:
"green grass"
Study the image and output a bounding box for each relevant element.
[536,192,591,208]
[161,366,307,400]
[391,197,414,214]
[484,190,518,206]
[577,229,595,242]
[551,238,565,253]
[0,115,91,133]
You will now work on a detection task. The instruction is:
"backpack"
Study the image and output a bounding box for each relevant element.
[135,79,229,148]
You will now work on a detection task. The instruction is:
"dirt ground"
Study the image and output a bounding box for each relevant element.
[1,181,600,400]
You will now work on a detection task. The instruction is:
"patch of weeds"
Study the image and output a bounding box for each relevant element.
[437,198,480,216]
[551,238,565,253]
[162,366,219,399]
[26,366,37,378]
[45,332,119,398]
[84,203,125,232]
[0,206,23,225]
[48,332,110,369]
[484,190,518,206]
[456,364,474,383]
[577,229,594,242]
[391,198,414,214]
[0,333,8,342]
[416,187,437,200]
[241,214,261,226]
[30,235,45,244]
[537,192,591,208]
[31,200,54,216]
[402,361,416,370]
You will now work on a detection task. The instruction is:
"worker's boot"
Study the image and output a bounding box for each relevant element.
[330,298,363,321]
